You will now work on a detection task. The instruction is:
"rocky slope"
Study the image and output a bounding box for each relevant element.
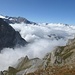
[0,18,27,51]
[1,56,44,75]
[32,37,75,75]
[1,37,75,75]
[44,38,75,66]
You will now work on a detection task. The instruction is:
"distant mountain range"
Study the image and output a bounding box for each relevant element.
[0,14,71,26]
[0,14,36,24]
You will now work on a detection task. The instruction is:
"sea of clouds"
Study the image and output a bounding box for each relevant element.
[0,23,75,70]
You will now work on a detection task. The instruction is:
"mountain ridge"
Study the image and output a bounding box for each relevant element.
[0,14,36,24]
[0,18,27,51]
[0,14,73,26]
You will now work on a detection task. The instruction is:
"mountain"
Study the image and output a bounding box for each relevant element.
[0,14,36,24]
[32,37,75,75]
[0,18,27,51]
[1,14,75,75]
[2,37,75,75]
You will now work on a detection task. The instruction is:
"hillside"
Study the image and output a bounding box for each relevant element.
[0,18,27,51]
[1,37,75,75]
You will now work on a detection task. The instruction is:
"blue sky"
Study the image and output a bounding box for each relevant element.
[0,0,75,25]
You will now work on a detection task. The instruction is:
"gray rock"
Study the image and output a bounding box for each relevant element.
[0,71,4,75]
[0,18,27,51]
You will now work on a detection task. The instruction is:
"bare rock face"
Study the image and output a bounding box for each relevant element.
[43,38,75,66]
[0,71,4,75]
[2,56,43,75]
[0,18,27,50]
[2,37,75,75]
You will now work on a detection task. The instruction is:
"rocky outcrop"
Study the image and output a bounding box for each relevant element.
[43,37,75,66]
[15,56,43,72]
[0,71,4,75]
[2,67,18,75]
[0,18,27,50]
[2,56,44,75]
[48,34,64,40]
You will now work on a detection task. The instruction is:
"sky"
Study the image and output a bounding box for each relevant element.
[0,0,75,25]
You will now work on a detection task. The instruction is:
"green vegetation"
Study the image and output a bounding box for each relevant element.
[56,45,74,60]
[55,46,65,56]
[62,52,73,60]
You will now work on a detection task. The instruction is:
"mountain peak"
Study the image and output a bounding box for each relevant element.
[0,14,35,24]
[0,18,27,50]
[0,14,5,18]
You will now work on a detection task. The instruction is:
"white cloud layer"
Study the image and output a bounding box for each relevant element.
[0,23,75,71]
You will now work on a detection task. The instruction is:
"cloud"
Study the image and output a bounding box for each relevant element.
[0,23,75,71]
